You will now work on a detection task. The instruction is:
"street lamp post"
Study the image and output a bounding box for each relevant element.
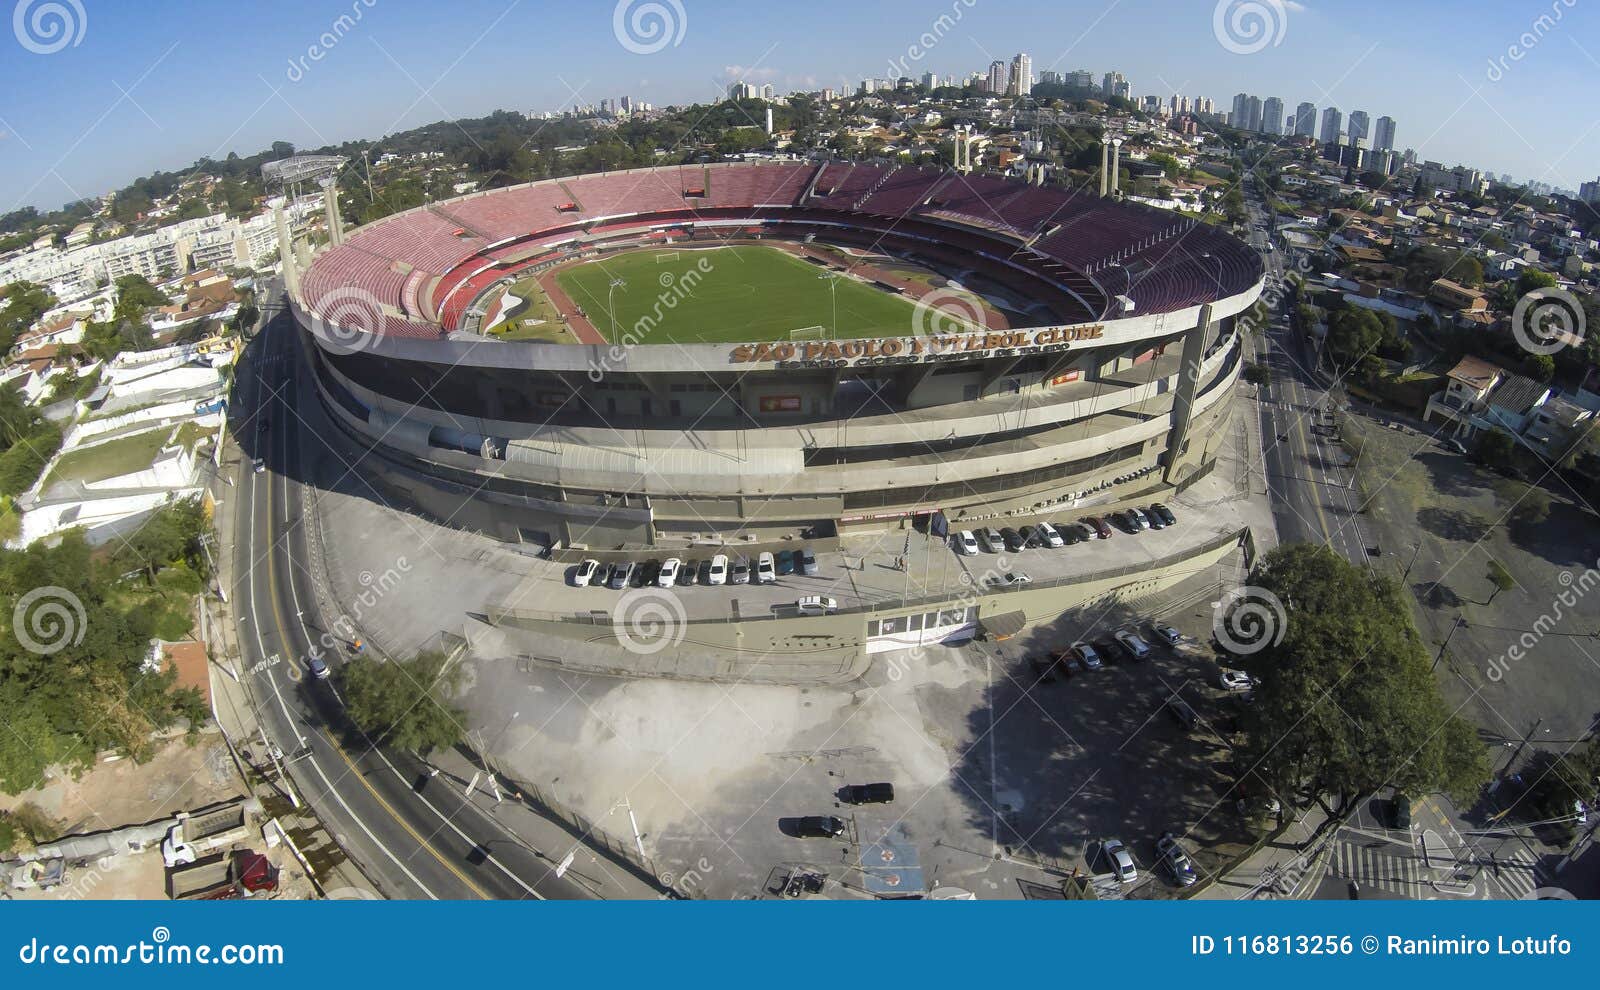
[818,272,838,338]
[608,278,626,341]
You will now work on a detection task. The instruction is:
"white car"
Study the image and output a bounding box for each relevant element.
[572,558,601,588]
[796,595,838,615]
[1218,670,1256,692]
[1037,522,1064,548]
[657,557,682,588]
[955,530,980,556]
[1073,641,1103,670]
[252,457,266,474]
[755,551,776,584]
[1103,839,1137,884]
[708,554,728,586]
[986,571,1031,588]
[1114,629,1152,661]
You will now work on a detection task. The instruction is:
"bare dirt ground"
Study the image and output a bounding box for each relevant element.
[1,731,244,838]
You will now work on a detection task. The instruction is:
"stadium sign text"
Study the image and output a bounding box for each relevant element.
[729,325,1106,368]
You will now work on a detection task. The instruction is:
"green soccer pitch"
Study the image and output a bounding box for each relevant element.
[553,245,927,344]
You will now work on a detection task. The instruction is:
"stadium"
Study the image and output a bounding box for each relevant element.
[284,161,1264,549]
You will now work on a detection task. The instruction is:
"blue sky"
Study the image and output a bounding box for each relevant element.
[1,0,1597,212]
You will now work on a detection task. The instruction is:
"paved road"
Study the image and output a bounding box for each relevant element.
[230,295,594,900]
[1241,189,1371,566]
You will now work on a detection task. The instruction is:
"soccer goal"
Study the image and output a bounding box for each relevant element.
[789,326,827,341]
[655,251,681,263]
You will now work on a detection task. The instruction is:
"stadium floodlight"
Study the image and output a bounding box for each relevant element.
[608,278,626,341]
[818,272,839,338]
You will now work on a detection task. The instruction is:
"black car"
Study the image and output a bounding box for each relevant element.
[629,561,650,587]
[1000,527,1026,552]
[838,783,895,805]
[636,560,661,587]
[1019,525,1041,548]
[696,559,713,585]
[776,550,797,576]
[1391,794,1412,830]
[794,815,847,838]
[1096,638,1125,663]
[1115,511,1140,534]
[1056,523,1083,546]
[1151,503,1177,527]
[1162,694,1199,729]
[677,560,698,587]
[1145,508,1167,530]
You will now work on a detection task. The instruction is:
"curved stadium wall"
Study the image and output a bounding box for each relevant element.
[290,162,1263,548]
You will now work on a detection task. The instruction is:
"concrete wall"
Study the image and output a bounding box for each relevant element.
[477,527,1248,685]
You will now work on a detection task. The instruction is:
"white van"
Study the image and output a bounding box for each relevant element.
[955,530,980,555]
[755,551,776,584]
[796,595,838,615]
[1037,522,1064,548]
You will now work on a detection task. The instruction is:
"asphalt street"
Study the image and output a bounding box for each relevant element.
[229,292,595,900]
[1242,190,1372,567]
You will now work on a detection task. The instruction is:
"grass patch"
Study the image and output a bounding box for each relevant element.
[555,245,926,344]
[48,430,172,487]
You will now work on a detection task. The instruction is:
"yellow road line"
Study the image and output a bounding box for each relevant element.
[262,383,491,901]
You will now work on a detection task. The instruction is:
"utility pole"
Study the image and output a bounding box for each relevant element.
[1402,540,1422,583]
[1431,614,1465,671]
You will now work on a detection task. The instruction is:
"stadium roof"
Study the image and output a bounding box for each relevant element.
[262,155,346,186]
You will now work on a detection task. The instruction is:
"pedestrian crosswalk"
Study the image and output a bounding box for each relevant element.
[1326,840,1425,897]
[1490,847,1543,900]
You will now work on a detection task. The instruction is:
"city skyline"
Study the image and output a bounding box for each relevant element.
[0,0,1597,211]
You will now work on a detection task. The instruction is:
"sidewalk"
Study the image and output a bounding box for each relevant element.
[415,746,665,899]
[205,447,381,901]
[1192,805,1332,900]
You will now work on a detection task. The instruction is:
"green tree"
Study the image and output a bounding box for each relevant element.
[341,651,464,754]
[1234,545,1492,813]
[1515,268,1558,297]
[1484,559,1517,603]
[1473,429,1516,472]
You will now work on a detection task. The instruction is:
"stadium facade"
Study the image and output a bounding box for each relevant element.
[284,161,1263,549]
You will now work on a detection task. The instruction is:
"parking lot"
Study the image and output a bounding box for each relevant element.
[461,557,1264,899]
[530,494,1257,623]
[1346,407,1600,747]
